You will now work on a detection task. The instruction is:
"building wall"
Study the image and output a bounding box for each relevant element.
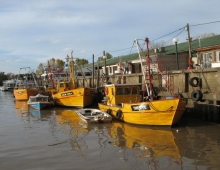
[157,54,189,71]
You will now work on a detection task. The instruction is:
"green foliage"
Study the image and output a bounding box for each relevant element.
[0,72,7,85]
[36,63,44,74]
[75,58,89,65]
[98,52,112,61]
[56,59,65,68]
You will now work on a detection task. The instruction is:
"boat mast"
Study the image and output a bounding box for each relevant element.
[135,39,150,98]
[66,51,76,89]
[145,38,152,97]
[47,61,55,88]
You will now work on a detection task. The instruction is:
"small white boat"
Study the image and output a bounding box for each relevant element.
[27,94,53,110]
[75,108,112,124]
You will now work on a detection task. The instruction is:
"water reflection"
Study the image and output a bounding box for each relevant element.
[14,100,52,119]
[177,119,220,169]
[14,101,29,117]
[55,108,111,159]
[10,100,220,169]
[109,121,182,169]
[29,109,41,117]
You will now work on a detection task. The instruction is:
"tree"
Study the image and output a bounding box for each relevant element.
[36,63,44,74]
[150,40,168,50]
[98,52,113,61]
[193,33,216,40]
[0,72,7,85]
[49,58,56,67]
[75,58,89,65]
[56,59,65,68]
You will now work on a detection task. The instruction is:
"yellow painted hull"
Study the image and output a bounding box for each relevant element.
[98,98,186,126]
[53,88,95,107]
[13,88,40,101]
[109,121,181,158]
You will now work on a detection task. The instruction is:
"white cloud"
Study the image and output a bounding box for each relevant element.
[0,0,220,73]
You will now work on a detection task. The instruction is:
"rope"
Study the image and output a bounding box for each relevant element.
[149,102,174,112]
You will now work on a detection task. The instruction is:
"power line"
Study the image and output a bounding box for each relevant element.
[94,21,220,58]
[151,27,185,42]
[190,21,220,27]
[165,28,185,45]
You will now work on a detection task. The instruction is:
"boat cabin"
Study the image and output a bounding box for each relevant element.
[16,83,37,89]
[103,83,142,106]
[56,81,75,92]
[28,95,49,103]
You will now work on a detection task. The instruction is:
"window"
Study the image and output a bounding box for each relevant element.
[202,52,212,68]
[216,51,220,62]
[202,52,212,63]
[124,88,131,95]
[116,87,123,95]
[132,86,139,94]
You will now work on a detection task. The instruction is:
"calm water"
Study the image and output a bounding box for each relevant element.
[1,91,220,170]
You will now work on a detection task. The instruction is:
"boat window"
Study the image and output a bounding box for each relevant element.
[34,97,47,102]
[116,87,123,95]
[132,86,139,94]
[124,88,131,95]
[30,98,36,102]
[92,112,100,116]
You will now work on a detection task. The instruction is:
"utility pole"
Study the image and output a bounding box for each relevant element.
[185,23,193,69]
[92,54,94,88]
[103,51,107,76]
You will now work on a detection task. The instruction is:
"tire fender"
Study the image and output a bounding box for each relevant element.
[115,110,123,119]
[191,90,203,101]
[189,77,201,87]
[106,109,112,115]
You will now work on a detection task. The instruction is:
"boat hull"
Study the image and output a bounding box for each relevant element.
[28,102,52,110]
[75,108,112,123]
[13,88,40,101]
[98,98,186,126]
[52,88,95,108]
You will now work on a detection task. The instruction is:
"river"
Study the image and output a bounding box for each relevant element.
[0,90,220,170]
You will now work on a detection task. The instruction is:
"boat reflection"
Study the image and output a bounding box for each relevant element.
[55,109,111,157]
[29,109,41,117]
[55,109,86,128]
[28,109,51,119]
[14,100,52,118]
[14,100,29,116]
[109,121,182,168]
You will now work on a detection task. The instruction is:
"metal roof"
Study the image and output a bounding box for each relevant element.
[82,35,220,68]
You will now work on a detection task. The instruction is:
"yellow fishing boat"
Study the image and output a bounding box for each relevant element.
[98,38,186,126]
[13,83,40,101]
[13,67,41,101]
[98,83,186,126]
[52,52,95,108]
[53,86,95,107]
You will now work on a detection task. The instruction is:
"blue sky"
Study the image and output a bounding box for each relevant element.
[1,0,220,74]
